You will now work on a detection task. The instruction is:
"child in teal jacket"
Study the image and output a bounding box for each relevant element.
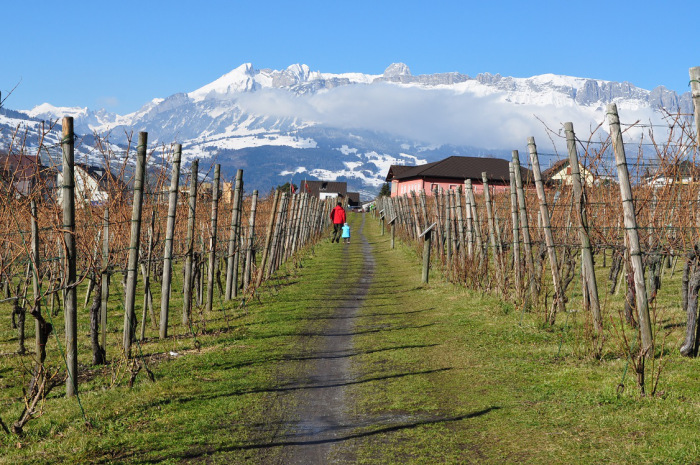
[341,223,350,244]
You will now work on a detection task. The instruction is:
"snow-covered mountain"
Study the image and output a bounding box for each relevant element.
[4,63,693,198]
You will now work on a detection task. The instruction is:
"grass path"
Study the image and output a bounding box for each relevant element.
[0,212,698,463]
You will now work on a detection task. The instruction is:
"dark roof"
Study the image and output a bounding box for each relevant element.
[0,154,43,178]
[0,153,57,196]
[303,180,347,198]
[392,156,531,183]
[385,164,414,182]
[347,192,360,205]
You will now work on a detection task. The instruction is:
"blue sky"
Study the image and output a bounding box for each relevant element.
[2,0,697,114]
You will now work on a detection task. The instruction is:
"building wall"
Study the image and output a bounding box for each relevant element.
[320,192,339,200]
[548,164,595,186]
[391,177,510,197]
[57,167,107,206]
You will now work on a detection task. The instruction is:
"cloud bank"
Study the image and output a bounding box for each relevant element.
[234,83,662,152]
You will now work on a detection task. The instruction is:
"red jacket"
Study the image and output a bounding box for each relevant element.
[330,205,346,224]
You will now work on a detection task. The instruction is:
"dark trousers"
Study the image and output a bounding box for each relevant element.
[332,223,342,242]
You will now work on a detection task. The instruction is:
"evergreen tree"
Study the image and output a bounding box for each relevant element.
[276,182,298,194]
[378,182,391,197]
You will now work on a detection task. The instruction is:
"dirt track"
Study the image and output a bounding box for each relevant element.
[275,213,374,463]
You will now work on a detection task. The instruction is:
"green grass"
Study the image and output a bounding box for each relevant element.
[0,213,699,464]
[347,218,700,464]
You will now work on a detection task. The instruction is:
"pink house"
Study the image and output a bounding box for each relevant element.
[385,156,531,197]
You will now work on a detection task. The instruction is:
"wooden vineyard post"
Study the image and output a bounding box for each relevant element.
[433,187,443,256]
[451,190,459,258]
[528,136,566,324]
[466,180,485,264]
[30,200,47,372]
[266,192,287,280]
[225,169,243,300]
[512,150,536,300]
[454,188,465,259]
[607,104,653,352]
[482,173,501,288]
[509,163,522,301]
[291,193,306,254]
[283,194,297,261]
[206,164,221,314]
[445,190,453,263]
[419,190,428,235]
[410,191,422,238]
[139,211,156,341]
[243,190,259,292]
[464,181,474,258]
[390,216,397,249]
[123,132,147,358]
[380,210,385,236]
[565,122,602,334]
[691,67,700,148]
[256,189,281,288]
[421,223,437,283]
[183,160,199,326]
[101,207,110,351]
[62,117,78,396]
[159,144,181,339]
[682,67,700,355]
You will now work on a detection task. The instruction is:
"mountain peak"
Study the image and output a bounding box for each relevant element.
[189,62,259,100]
[384,63,411,78]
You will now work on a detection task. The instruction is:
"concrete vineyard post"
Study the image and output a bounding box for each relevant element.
[243,190,259,291]
[159,144,181,339]
[206,165,221,314]
[512,150,536,300]
[482,172,501,289]
[565,122,602,334]
[225,169,243,300]
[509,163,522,301]
[62,116,78,397]
[528,136,566,324]
[183,160,199,325]
[256,189,281,288]
[101,207,110,352]
[123,132,147,357]
[607,103,653,353]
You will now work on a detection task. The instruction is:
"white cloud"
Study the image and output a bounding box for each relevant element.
[235,83,668,152]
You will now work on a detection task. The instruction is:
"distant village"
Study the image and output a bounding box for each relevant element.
[2,152,699,209]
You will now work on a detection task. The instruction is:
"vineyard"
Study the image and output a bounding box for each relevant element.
[0,74,699,462]
[376,101,700,395]
[0,118,332,435]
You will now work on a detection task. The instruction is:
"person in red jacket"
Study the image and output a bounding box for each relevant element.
[330,201,346,243]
